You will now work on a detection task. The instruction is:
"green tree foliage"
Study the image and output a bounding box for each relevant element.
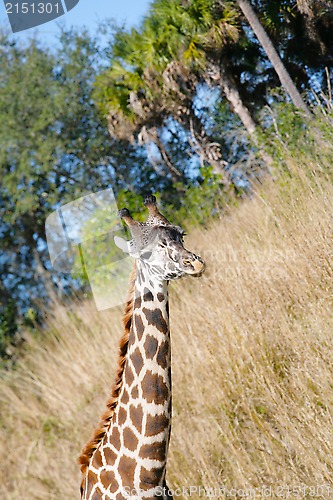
[0,29,153,350]
[1,26,219,357]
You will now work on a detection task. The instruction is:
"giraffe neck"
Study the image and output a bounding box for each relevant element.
[120,260,172,492]
[83,262,173,499]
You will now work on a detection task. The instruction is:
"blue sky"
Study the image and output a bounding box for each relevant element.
[0,0,152,44]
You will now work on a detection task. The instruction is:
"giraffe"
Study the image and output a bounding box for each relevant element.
[79,195,205,500]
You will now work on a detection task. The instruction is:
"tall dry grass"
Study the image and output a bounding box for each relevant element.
[1,128,333,498]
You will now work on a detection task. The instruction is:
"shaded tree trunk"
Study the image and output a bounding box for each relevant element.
[205,60,257,136]
[162,61,228,176]
[138,125,183,183]
[205,61,273,168]
[237,0,311,117]
[177,105,228,176]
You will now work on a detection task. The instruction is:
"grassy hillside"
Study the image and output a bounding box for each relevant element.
[1,113,333,499]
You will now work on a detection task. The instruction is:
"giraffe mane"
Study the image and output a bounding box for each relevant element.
[78,265,137,475]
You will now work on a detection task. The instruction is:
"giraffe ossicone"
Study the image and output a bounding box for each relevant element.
[79,195,205,500]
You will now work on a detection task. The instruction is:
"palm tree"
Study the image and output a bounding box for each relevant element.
[97,0,274,178]
[161,60,228,174]
[96,12,230,177]
[94,36,183,183]
[236,0,311,117]
[136,0,259,172]
[127,9,231,175]
[150,0,259,137]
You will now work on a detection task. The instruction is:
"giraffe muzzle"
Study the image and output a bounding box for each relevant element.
[182,255,206,277]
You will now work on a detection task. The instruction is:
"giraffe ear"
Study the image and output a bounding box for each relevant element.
[114,236,138,256]
[114,236,131,254]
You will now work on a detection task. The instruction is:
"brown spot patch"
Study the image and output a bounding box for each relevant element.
[144,335,158,359]
[103,446,117,464]
[121,387,130,404]
[128,332,135,347]
[139,441,167,461]
[123,426,139,452]
[134,314,144,341]
[109,477,119,494]
[91,488,103,500]
[108,426,121,450]
[157,292,165,302]
[140,466,164,488]
[141,371,169,405]
[131,347,144,375]
[146,413,169,437]
[143,287,154,301]
[118,455,136,487]
[134,295,141,310]
[156,340,169,368]
[100,468,115,489]
[131,385,139,399]
[130,404,143,433]
[91,448,103,469]
[117,406,127,426]
[85,470,97,498]
[142,307,168,333]
[125,364,134,386]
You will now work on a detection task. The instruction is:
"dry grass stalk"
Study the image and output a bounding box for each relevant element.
[1,155,333,499]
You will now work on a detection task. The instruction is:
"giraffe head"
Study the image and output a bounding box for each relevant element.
[115,195,205,281]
